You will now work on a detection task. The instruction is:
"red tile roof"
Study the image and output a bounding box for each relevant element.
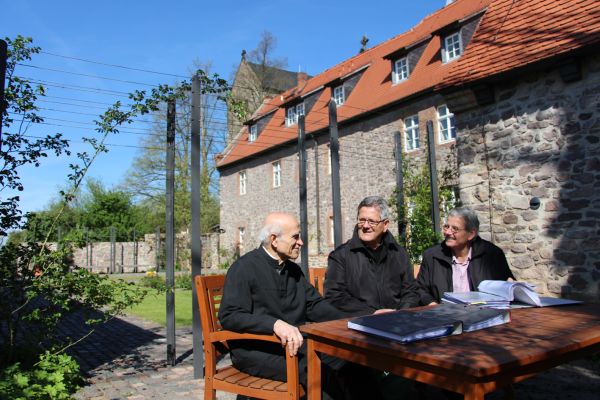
[217,0,600,168]
[439,0,600,89]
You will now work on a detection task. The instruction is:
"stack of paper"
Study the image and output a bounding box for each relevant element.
[442,291,510,309]
[443,280,583,308]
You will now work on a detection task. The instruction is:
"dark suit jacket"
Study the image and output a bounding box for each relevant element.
[416,237,515,305]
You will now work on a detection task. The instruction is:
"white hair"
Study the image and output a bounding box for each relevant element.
[258,222,282,246]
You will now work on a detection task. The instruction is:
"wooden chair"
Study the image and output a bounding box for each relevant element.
[308,267,327,296]
[195,274,303,400]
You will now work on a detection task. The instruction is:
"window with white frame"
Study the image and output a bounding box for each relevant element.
[272,161,281,188]
[285,102,305,126]
[327,146,332,175]
[437,105,456,142]
[404,115,420,151]
[392,57,409,83]
[239,170,247,195]
[248,124,257,142]
[333,85,345,106]
[442,31,462,63]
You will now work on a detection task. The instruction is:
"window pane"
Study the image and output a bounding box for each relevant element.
[437,104,456,142]
[393,57,409,83]
[404,115,420,151]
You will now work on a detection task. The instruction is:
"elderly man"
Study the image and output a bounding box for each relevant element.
[220,212,369,399]
[417,207,515,305]
[325,196,420,316]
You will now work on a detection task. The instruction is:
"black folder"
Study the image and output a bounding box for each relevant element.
[347,304,510,343]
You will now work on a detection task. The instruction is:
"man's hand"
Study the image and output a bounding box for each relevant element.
[273,319,303,356]
[373,308,396,315]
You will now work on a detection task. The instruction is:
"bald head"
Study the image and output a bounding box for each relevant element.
[259,212,303,261]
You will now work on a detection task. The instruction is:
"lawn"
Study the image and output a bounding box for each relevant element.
[126,289,195,327]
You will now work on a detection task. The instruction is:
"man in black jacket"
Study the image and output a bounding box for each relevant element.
[325,196,420,316]
[219,212,376,399]
[417,206,515,305]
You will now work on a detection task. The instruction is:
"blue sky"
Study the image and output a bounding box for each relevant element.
[3,0,446,215]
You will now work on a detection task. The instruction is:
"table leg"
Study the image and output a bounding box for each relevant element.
[464,384,484,400]
[307,338,321,400]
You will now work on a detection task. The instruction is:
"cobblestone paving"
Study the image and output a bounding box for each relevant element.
[67,313,599,400]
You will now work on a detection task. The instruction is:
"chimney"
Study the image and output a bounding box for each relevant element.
[297,72,308,87]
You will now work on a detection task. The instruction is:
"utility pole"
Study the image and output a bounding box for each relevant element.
[165,99,176,366]
[298,115,308,277]
[329,99,343,248]
[0,39,7,153]
[191,74,204,379]
[426,121,441,236]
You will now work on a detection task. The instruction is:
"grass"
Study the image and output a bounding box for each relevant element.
[125,288,194,327]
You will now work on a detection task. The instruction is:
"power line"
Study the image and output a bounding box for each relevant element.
[17,63,160,87]
[39,51,189,79]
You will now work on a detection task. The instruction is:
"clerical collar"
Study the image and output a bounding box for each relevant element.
[261,246,286,272]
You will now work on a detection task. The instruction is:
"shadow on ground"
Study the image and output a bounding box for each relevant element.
[60,309,165,376]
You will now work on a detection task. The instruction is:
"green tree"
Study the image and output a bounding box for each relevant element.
[0,35,230,398]
[394,147,459,265]
[121,61,222,234]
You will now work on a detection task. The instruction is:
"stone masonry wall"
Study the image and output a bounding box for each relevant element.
[219,93,456,267]
[455,53,600,300]
[62,232,222,273]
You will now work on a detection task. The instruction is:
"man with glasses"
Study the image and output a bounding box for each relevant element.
[325,196,419,316]
[416,206,515,305]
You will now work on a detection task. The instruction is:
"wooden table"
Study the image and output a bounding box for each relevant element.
[301,304,600,400]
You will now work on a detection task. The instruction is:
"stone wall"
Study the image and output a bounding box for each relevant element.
[453,53,600,300]
[64,232,224,273]
[219,94,456,266]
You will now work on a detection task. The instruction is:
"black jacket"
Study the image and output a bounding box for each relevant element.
[325,229,420,316]
[416,236,515,305]
[219,247,343,377]
[219,247,342,333]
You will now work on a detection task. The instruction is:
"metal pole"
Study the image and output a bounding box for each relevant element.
[166,99,176,366]
[155,226,161,272]
[191,74,204,379]
[85,229,90,270]
[0,39,7,153]
[426,121,441,236]
[314,139,322,255]
[298,115,309,277]
[110,227,116,274]
[394,132,406,240]
[329,99,343,248]
[133,228,138,273]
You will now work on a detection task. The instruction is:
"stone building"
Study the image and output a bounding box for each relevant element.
[217,0,600,300]
[227,53,310,140]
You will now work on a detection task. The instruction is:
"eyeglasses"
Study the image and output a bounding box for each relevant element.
[442,224,468,234]
[357,218,386,227]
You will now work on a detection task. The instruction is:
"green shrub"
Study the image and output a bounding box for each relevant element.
[139,274,166,291]
[175,274,192,290]
[0,352,82,400]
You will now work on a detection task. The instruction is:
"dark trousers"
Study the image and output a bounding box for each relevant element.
[231,342,383,400]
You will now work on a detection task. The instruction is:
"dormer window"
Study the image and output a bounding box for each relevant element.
[333,85,345,106]
[286,102,305,127]
[392,57,409,84]
[442,31,463,63]
[248,125,257,142]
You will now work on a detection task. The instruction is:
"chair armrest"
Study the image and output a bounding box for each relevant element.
[210,330,282,343]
